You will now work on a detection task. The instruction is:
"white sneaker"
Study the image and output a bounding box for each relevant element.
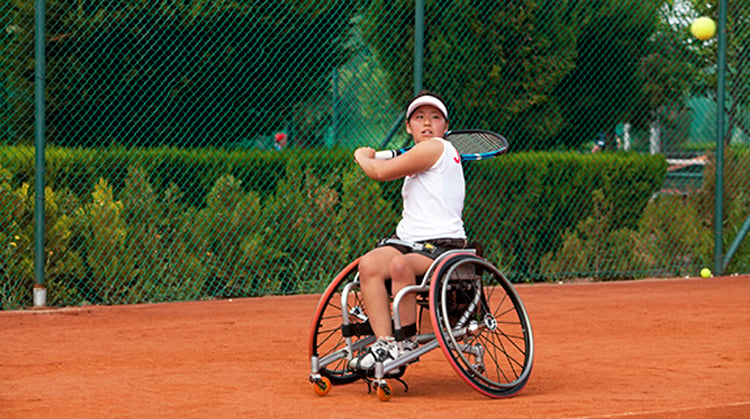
[350,337,420,371]
[399,337,418,354]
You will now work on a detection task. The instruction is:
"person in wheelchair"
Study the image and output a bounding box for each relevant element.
[350,90,468,372]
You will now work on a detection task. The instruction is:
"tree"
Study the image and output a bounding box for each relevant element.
[360,0,726,152]
[360,0,581,151]
[1,0,33,144]
[694,0,750,144]
[651,0,748,148]
[553,1,672,151]
[34,0,356,147]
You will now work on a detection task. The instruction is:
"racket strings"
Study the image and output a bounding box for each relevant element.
[449,132,507,155]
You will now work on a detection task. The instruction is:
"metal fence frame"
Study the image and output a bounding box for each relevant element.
[3,0,747,308]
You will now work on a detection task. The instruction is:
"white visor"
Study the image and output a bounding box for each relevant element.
[406,95,448,120]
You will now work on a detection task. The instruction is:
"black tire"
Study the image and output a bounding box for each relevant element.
[429,253,534,398]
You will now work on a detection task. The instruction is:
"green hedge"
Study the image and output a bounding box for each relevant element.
[0,145,292,204]
[465,151,667,279]
[539,147,750,280]
[1,145,668,308]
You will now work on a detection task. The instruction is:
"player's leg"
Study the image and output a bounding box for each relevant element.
[388,252,433,328]
[356,245,402,338]
[350,247,431,371]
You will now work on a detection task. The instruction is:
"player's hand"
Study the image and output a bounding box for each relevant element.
[354,147,376,164]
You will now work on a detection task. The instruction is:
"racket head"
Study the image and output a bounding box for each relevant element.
[444,130,509,161]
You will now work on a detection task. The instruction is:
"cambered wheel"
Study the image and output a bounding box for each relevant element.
[308,258,372,385]
[429,253,534,398]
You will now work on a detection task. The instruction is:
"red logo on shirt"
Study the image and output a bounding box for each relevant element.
[453,149,460,163]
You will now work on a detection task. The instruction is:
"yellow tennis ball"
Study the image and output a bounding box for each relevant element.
[700,268,712,278]
[691,17,716,40]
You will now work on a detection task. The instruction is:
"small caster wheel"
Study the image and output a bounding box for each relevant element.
[376,383,392,401]
[311,376,331,396]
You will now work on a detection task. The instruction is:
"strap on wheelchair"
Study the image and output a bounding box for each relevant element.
[394,323,417,341]
[342,321,373,338]
[342,321,416,340]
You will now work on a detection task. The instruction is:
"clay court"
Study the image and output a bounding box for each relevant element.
[2,275,748,417]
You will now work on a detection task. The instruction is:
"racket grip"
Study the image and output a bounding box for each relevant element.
[374,150,397,160]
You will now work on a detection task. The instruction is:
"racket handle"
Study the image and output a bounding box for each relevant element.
[374,150,398,160]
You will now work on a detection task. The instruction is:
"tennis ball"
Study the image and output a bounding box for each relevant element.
[700,268,712,278]
[691,17,716,40]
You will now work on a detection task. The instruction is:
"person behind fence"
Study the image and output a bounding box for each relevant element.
[592,131,620,153]
[349,90,468,372]
[274,132,288,151]
[592,132,606,153]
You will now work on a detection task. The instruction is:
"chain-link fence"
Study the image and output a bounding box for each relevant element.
[1,0,748,309]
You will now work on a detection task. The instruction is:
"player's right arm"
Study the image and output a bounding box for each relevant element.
[354,139,443,181]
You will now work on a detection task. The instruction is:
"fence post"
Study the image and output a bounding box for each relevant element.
[381,0,424,149]
[413,0,424,94]
[713,0,727,276]
[33,0,47,307]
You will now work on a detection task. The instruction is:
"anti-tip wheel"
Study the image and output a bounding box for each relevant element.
[376,383,392,401]
[311,376,332,396]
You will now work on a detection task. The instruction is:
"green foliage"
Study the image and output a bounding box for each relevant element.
[14,0,356,148]
[725,190,750,272]
[180,173,272,297]
[1,0,31,145]
[5,0,746,155]
[689,0,749,146]
[0,164,83,309]
[2,145,289,211]
[119,165,208,302]
[360,0,708,152]
[74,178,135,302]
[335,166,399,262]
[466,151,666,280]
[0,166,31,309]
[693,147,750,271]
[639,194,711,275]
[261,162,344,294]
[555,2,663,148]
[539,145,750,280]
[361,0,579,149]
[39,185,84,305]
[541,189,717,280]
[3,145,748,307]
[693,147,750,229]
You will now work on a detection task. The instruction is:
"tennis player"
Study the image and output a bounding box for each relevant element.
[350,90,468,371]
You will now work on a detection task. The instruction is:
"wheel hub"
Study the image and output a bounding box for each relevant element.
[483,313,497,331]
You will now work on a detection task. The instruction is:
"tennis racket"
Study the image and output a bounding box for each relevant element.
[374,129,509,161]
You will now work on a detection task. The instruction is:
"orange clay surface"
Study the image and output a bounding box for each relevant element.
[2,275,749,418]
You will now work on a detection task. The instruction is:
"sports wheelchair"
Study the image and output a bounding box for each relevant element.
[307,240,534,401]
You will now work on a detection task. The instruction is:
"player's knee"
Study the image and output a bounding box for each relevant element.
[358,255,383,283]
[358,255,373,273]
[388,257,413,285]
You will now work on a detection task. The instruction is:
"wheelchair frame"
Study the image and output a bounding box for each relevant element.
[308,247,534,401]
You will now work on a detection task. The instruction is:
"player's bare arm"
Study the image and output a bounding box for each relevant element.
[354,139,443,181]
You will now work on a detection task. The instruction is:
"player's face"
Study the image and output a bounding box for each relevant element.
[406,105,448,143]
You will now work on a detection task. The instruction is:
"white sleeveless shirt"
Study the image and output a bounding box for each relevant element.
[396,138,466,242]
